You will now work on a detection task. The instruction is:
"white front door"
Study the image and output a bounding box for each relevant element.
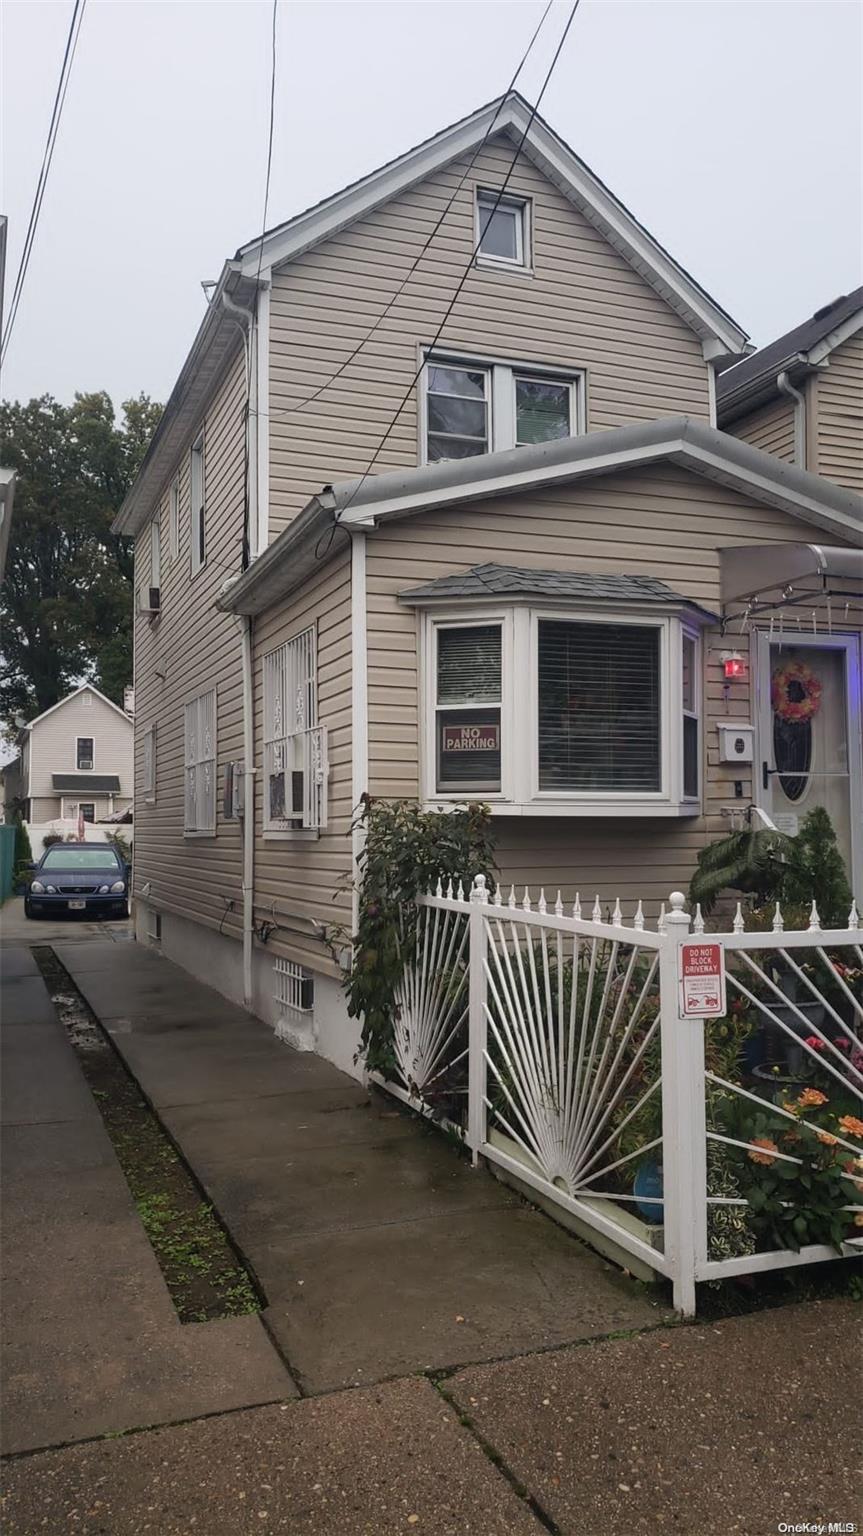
[755,631,863,898]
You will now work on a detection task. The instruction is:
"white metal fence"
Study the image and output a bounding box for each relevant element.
[373,876,863,1314]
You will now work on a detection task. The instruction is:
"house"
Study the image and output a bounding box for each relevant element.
[1,684,134,826]
[115,92,863,1076]
[717,287,863,489]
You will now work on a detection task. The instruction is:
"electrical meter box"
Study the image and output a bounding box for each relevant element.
[717,723,754,763]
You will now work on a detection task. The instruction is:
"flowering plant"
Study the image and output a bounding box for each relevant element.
[771,661,822,724]
[726,1084,863,1252]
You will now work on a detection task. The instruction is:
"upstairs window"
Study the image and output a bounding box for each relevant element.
[435,624,502,794]
[426,364,489,462]
[422,354,581,465]
[476,189,530,269]
[150,515,161,593]
[263,628,328,833]
[76,736,94,771]
[169,475,180,562]
[184,688,216,834]
[190,431,206,575]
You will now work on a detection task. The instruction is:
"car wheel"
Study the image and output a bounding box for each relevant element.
[24,900,35,919]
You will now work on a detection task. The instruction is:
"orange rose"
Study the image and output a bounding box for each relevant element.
[817,1131,838,1146]
[838,1115,863,1139]
[798,1088,828,1109]
[748,1137,779,1165]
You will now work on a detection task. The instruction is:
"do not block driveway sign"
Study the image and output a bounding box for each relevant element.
[678,940,727,1019]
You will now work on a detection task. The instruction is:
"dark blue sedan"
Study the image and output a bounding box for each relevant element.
[25,843,130,920]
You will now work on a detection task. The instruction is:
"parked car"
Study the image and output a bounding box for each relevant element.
[25,843,130,920]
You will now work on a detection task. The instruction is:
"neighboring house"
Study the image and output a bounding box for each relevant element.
[717,287,863,489]
[1,684,134,825]
[114,92,863,1076]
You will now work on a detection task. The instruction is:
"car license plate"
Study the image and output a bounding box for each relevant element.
[68,900,86,910]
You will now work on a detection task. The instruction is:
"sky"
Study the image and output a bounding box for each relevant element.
[1,0,862,410]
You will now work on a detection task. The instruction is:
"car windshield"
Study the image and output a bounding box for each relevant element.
[41,847,120,871]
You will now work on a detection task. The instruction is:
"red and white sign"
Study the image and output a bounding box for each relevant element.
[678,941,726,1019]
[441,723,500,753]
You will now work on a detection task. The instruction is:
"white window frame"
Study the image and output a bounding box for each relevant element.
[76,736,95,771]
[420,604,703,818]
[142,723,157,804]
[475,188,531,271]
[419,349,585,466]
[190,430,206,577]
[262,627,328,839]
[184,687,217,836]
[150,514,161,593]
[680,625,701,804]
[169,474,180,562]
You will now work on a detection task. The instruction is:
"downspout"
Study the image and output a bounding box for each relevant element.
[350,530,368,943]
[776,370,806,468]
[221,291,255,565]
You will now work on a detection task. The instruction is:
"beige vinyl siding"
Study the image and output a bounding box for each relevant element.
[267,138,711,536]
[132,348,246,939]
[27,690,133,804]
[812,332,863,490]
[364,462,859,913]
[252,546,353,977]
[726,396,796,462]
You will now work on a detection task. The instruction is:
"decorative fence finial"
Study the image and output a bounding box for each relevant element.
[657,902,667,934]
[808,900,821,932]
[554,891,564,916]
[772,901,784,934]
[849,900,860,932]
[494,882,503,906]
[634,900,645,932]
[508,885,517,910]
[522,887,532,912]
[573,893,582,920]
[732,902,745,934]
[456,879,465,902]
[592,895,602,923]
[538,889,547,914]
[435,878,443,897]
[612,898,622,927]
[693,903,705,935]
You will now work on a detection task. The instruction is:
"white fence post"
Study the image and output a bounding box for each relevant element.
[467,873,489,1166]
[659,890,706,1317]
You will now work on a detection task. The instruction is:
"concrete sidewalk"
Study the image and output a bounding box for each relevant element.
[0,946,294,1454]
[58,940,668,1393]
[3,1300,858,1536]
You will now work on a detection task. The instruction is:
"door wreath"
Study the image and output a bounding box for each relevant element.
[771,661,822,723]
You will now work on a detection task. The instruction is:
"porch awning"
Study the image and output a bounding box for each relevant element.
[52,774,121,793]
[721,543,863,616]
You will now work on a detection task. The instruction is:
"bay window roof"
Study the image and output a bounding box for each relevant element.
[400,562,717,619]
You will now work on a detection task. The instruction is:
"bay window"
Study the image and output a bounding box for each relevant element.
[419,604,703,816]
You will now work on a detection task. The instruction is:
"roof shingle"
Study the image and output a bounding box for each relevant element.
[399,563,714,613]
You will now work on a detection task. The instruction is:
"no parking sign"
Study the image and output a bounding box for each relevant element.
[678,941,726,1019]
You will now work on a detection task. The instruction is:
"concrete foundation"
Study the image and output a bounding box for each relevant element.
[135,902,363,1081]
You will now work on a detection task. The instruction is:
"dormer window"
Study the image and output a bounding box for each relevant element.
[476,189,530,270]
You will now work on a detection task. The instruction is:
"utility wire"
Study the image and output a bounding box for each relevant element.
[241,0,279,567]
[1,0,87,371]
[319,0,583,550]
[278,0,556,421]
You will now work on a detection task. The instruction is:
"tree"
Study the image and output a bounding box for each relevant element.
[0,391,161,726]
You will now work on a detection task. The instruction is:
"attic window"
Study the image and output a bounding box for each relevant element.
[476,189,529,269]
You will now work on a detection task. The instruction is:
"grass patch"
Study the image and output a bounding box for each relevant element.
[32,946,262,1324]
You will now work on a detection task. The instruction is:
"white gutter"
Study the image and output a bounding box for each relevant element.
[350,531,368,940]
[776,370,806,469]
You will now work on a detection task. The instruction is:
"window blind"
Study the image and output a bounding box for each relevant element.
[435,625,502,792]
[437,625,501,704]
[537,621,661,792]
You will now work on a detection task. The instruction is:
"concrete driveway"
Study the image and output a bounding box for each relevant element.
[0,895,133,947]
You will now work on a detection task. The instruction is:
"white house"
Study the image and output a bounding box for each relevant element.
[2,684,134,826]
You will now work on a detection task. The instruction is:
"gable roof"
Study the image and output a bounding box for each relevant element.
[23,684,134,733]
[238,92,748,358]
[115,92,750,539]
[717,287,863,423]
[399,563,716,619]
[218,416,862,618]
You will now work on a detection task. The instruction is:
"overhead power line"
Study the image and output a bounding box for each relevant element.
[1,0,87,372]
[325,0,583,538]
[279,0,557,421]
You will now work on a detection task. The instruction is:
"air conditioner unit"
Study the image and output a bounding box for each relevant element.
[223,761,245,820]
[139,587,161,614]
